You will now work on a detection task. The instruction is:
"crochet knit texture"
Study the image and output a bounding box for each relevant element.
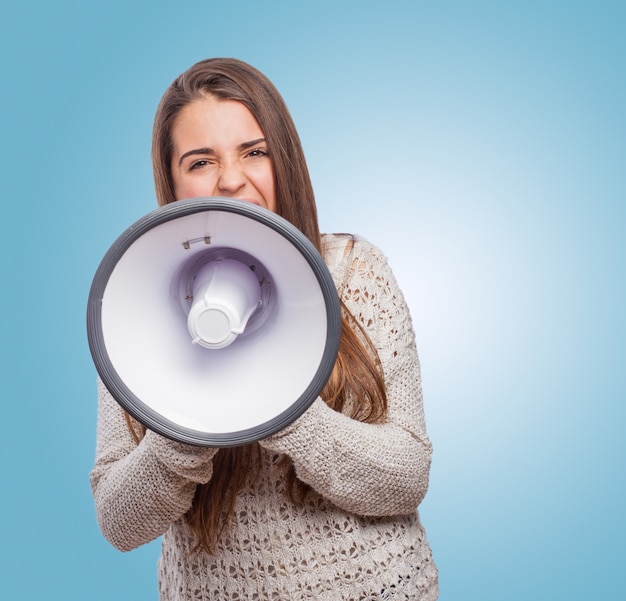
[90,233,438,600]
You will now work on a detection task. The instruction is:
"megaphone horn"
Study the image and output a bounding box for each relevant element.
[87,197,341,447]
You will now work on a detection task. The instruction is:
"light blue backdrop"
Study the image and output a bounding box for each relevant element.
[1,1,624,599]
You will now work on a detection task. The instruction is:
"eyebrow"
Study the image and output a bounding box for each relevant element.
[177,138,267,167]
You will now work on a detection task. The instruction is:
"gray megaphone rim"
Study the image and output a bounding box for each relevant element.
[86,196,341,447]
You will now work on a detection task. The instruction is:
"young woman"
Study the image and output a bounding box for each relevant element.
[91,57,439,600]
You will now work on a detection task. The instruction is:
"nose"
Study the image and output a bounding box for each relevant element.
[216,162,246,196]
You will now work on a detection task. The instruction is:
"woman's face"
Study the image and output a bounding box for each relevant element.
[170,96,276,212]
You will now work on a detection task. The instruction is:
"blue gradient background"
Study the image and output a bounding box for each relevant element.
[1,1,624,599]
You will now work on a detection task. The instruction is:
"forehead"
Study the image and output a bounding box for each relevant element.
[172,97,264,146]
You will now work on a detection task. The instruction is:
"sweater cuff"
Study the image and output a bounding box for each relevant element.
[145,430,218,483]
[258,397,328,456]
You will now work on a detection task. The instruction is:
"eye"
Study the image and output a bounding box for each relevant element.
[189,159,211,170]
[246,148,269,159]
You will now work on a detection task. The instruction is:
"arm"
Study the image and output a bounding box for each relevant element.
[89,379,217,551]
[259,237,432,517]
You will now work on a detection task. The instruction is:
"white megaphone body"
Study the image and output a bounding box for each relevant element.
[87,197,341,447]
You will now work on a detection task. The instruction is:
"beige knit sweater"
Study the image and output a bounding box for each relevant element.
[90,233,438,600]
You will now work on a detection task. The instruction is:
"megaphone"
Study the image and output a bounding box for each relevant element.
[87,197,341,447]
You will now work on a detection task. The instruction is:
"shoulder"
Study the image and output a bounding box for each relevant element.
[321,233,394,298]
[321,232,389,276]
[321,233,385,270]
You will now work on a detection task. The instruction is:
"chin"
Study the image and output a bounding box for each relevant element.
[237,198,263,207]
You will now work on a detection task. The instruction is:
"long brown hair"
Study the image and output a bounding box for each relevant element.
[147,58,387,552]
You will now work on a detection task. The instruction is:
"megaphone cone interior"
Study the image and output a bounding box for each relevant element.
[87,197,341,447]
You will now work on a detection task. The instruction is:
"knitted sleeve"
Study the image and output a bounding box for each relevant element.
[89,379,218,551]
[259,236,432,516]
